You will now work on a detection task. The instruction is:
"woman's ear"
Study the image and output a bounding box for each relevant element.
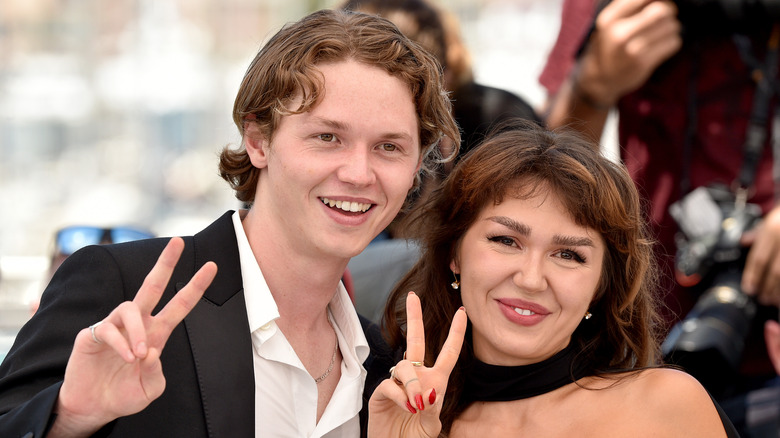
[244,121,270,169]
[450,259,460,274]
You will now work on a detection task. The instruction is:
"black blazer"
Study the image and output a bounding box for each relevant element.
[0,211,392,437]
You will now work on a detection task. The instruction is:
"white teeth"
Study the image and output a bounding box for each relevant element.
[513,308,536,316]
[321,197,371,213]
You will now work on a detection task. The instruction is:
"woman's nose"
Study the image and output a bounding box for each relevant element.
[512,256,547,293]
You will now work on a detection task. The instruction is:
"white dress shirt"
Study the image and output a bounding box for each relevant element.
[232,211,369,437]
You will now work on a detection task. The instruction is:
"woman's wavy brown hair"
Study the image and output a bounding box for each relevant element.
[219,9,459,204]
[383,120,662,434]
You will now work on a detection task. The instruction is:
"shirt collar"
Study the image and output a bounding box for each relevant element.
[230,210,369,363]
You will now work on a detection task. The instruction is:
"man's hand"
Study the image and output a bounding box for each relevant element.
[49,237,217,437]
[575,0,682,107]
[742,206,780,306]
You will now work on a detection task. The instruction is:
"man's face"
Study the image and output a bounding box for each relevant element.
[249,59,421,260]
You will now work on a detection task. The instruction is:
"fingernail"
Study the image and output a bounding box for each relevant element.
[406,400,417,414]
[409,291,416,296]
[137,341,148,356]
[429,388,437,405]
[459,306,466,313]
[415,394,424,411]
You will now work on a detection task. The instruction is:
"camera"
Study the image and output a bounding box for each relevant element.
[675,0,780,36]
[662,185,762,396]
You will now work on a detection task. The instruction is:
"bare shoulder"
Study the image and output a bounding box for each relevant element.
[633,367,706,393]
[612,368,728,437]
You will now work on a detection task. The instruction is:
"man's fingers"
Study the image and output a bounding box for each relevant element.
[758,257,780,306]
[405,291,426,363]
[110,301,149,358]
[433,307,467,375]
[599,0,658,23]
[82,321,136,362]
[154,261,217,332]
[742,232,773,296]
[134,237,186,314]
[139,347,166,402]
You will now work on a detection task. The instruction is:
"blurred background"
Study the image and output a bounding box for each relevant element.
[0,0,563,349]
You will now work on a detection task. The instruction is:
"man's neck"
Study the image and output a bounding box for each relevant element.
[239,208,349,329]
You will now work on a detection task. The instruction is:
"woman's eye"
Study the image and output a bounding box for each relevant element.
[318,133,336,142]
[559,249,586,263]
[488,235,516,247]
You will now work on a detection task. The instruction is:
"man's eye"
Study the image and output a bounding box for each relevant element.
[380,143,397,152]
[318,133,335,142]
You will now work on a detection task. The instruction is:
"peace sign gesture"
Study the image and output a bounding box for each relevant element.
[368,292,467,438]
[50,237,217,437]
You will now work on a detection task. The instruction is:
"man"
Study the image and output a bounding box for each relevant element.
[0,9,459,437]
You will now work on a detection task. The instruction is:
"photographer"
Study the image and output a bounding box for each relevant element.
[541,0,780,434]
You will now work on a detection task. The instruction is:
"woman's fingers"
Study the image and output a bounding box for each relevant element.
[397,302,467,414]
[392,361,426,411]
[373,378,419,414]
[433,307,467,374]
[405,291,426,363]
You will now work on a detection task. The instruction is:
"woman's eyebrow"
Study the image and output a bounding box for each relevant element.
[553,235,595,248]
[488,216,594,247]
[487,216,530,236]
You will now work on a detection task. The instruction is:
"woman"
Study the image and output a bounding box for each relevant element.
[368,121,738,437]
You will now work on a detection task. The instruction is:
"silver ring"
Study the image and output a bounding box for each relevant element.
[389,366,402,385]
[403,377,419,387]
[89,320,105,344]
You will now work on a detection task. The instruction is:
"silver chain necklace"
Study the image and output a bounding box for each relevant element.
[314,322,339,384]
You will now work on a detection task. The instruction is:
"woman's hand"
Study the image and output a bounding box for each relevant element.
[368,292,467,438]
[50,237,217,437]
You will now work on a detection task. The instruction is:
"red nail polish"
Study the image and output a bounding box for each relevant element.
[415,394,424,411]
[429,388,437,405]
[406,400,417,414]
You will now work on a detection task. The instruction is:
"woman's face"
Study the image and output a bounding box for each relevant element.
[451,187,605,366]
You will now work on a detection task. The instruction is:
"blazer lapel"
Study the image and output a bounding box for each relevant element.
[183,212,255,438]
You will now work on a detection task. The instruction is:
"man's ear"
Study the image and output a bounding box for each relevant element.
[244,122,270,169]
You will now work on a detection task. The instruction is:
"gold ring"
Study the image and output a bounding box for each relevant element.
[410,361,423,367]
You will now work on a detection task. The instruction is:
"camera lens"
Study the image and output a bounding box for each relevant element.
[662,269,757,397]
